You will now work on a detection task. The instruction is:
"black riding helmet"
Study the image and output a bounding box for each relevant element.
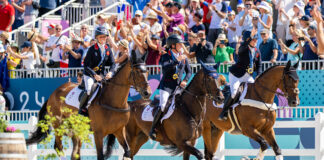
[166,34,185,48]
[95,26,109,38]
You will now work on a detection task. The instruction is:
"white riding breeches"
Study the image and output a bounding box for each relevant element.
[229,72,255,98]
[84,75,94,95]
[159,89,170,112]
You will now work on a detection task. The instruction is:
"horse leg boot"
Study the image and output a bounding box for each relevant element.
[149,107,163,140]
[78,91,89,116]
[218,96,234,121]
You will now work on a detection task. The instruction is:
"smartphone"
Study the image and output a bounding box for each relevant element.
[246,4,251,9]
[298,37,305,41]
[220,40,226,44]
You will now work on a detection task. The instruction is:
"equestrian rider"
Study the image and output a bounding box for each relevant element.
[149,34,192,140]
[218,30,262,121]
[78,26,116,116]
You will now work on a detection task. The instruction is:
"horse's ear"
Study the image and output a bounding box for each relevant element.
[285,60,292,72]
[131,50,137,64]
[293,60,299,69]
[213,62,220,70]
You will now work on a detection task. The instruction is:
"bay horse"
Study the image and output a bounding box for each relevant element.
[126,63,224,160]
[202,61,300,160]
[26,55,152,160]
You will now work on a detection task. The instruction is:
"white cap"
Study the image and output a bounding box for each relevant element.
[237,3,245,8]
[294,1,305,14]
[252,9,260,18]
[0,44,5,53]
[257,1,270,12]
[135,10,143,16]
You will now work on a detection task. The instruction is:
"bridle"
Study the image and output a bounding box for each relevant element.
[130,63,149,94]
[254,69,299,102]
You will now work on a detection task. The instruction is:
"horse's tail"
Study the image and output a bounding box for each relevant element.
[104,134,116,159]
[26,100,50,145]
[164,145,183,156]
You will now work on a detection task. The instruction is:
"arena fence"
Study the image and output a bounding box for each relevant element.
[8,60,324,79]
[3,108,324,160]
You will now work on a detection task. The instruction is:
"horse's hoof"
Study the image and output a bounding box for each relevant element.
[240,156,249,160]
[123,157,131,160]
[275,155,283,160]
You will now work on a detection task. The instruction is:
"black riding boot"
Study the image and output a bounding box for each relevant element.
[78,92,89,117]
[218,96,234,121]
[149,107,163,140]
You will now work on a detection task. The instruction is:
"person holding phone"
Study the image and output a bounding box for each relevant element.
[238,0,254,37]
[206,0,227,45]
[212,34,234,71]
[278,29,304,64]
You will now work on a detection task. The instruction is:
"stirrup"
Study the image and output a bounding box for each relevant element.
[78,108,89,117]
[149,131,157,140]
[218,111,228,121]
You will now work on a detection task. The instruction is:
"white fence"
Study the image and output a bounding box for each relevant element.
[4,107,324,159]
[8,60,324,79]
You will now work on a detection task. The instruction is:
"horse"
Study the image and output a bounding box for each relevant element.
[126,63,225,160]
[26,54,152,160]
[202,61,300,160]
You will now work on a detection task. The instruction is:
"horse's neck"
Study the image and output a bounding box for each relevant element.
[181,72,206,121]
[101,62,131,107]
[249,67,284,104]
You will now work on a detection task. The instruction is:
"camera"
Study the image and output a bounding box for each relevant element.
[253,17,258,20]
[220,40,226,44]
[246,4,251,9]
[298,37,305,41]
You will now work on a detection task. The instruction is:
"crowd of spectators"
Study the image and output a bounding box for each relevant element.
[0,0,324,81]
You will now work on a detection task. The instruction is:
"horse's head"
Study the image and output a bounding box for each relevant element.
[129,52,152,100]
[200,61,225,104]
[282,61,300,107]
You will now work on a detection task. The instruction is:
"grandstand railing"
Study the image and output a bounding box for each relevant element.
[8,60,324,79]
[10,0,78,42]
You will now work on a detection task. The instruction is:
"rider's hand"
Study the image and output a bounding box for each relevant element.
[94,75,102,82]
[105,72,112,80]
[180,81,187,88]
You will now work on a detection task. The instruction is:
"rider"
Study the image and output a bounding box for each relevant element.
[218,30,262,121]
[149,34,192,140]
[78,26,116,116]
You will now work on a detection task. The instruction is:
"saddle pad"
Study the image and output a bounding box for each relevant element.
[141,100,176,123]
[65,86,99,109]
[213,99,277,111]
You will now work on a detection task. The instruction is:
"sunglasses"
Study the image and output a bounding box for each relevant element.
[81,28,87,30]
[261,33,266,35]
[135,15,141,17]
[56,28,62,31]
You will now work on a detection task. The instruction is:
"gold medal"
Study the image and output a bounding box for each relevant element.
[247,68,253,74]
[173,73,179,80]
[93,67,99,71]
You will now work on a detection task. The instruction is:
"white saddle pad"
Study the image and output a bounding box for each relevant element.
[141,100,176,123]
[213,83,277,111]
[65,86,99,109]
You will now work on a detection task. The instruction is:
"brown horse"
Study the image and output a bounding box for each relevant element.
[126,64,225,160]
[202,61,300,160]
[26,56,152,160]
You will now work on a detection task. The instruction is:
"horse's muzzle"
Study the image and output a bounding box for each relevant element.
[288,100,299,107]
[141,91,151,100]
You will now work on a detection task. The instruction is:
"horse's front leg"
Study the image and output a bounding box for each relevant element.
[262,128,283,160]
[115,126,131,160]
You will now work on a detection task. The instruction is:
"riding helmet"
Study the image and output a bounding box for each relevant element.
[95,26,109,38]
[166,34,185,48]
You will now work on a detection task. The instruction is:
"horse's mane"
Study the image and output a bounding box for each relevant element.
[180,69,203,96]
[110,59,130,80]
[255,65,283,82]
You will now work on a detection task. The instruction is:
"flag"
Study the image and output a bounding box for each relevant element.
[117,4,126,31]
[0,56,10,91]
[60,61,69,77]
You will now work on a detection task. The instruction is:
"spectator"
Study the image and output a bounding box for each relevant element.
[149,2,184,36]
[144,33,161,65]
[6,43,20,78]
[76,71,83,84]
[143,0,163,23]
[224,11,238,62]
[185,0,203,29]
[115,39,129,64]
[45,24,69,68]
[257,1,273,39]
[133,10,149,35]
[186,30,214,63]
[212,34,234,64]
[78,24,91,60]
[0,0,15,32]
[62,36,83,68]
[0,32,10,50]
[145,12,162,36]
[238,0,254,40]
[302,25,319,60]
[172,24,186,38]
[201,0,212,35]
[278,29,304,63]
[313,5,324,56]
[207,0,227,45]
[299,15,311,36]
[9,41,35,78]
[190,12,205,33]
[39,0,56,17]
[93,14,109,38]
[259,29,278,62]
[42,23,56,65]
[11,0,25,30]
[24,0,39,27]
